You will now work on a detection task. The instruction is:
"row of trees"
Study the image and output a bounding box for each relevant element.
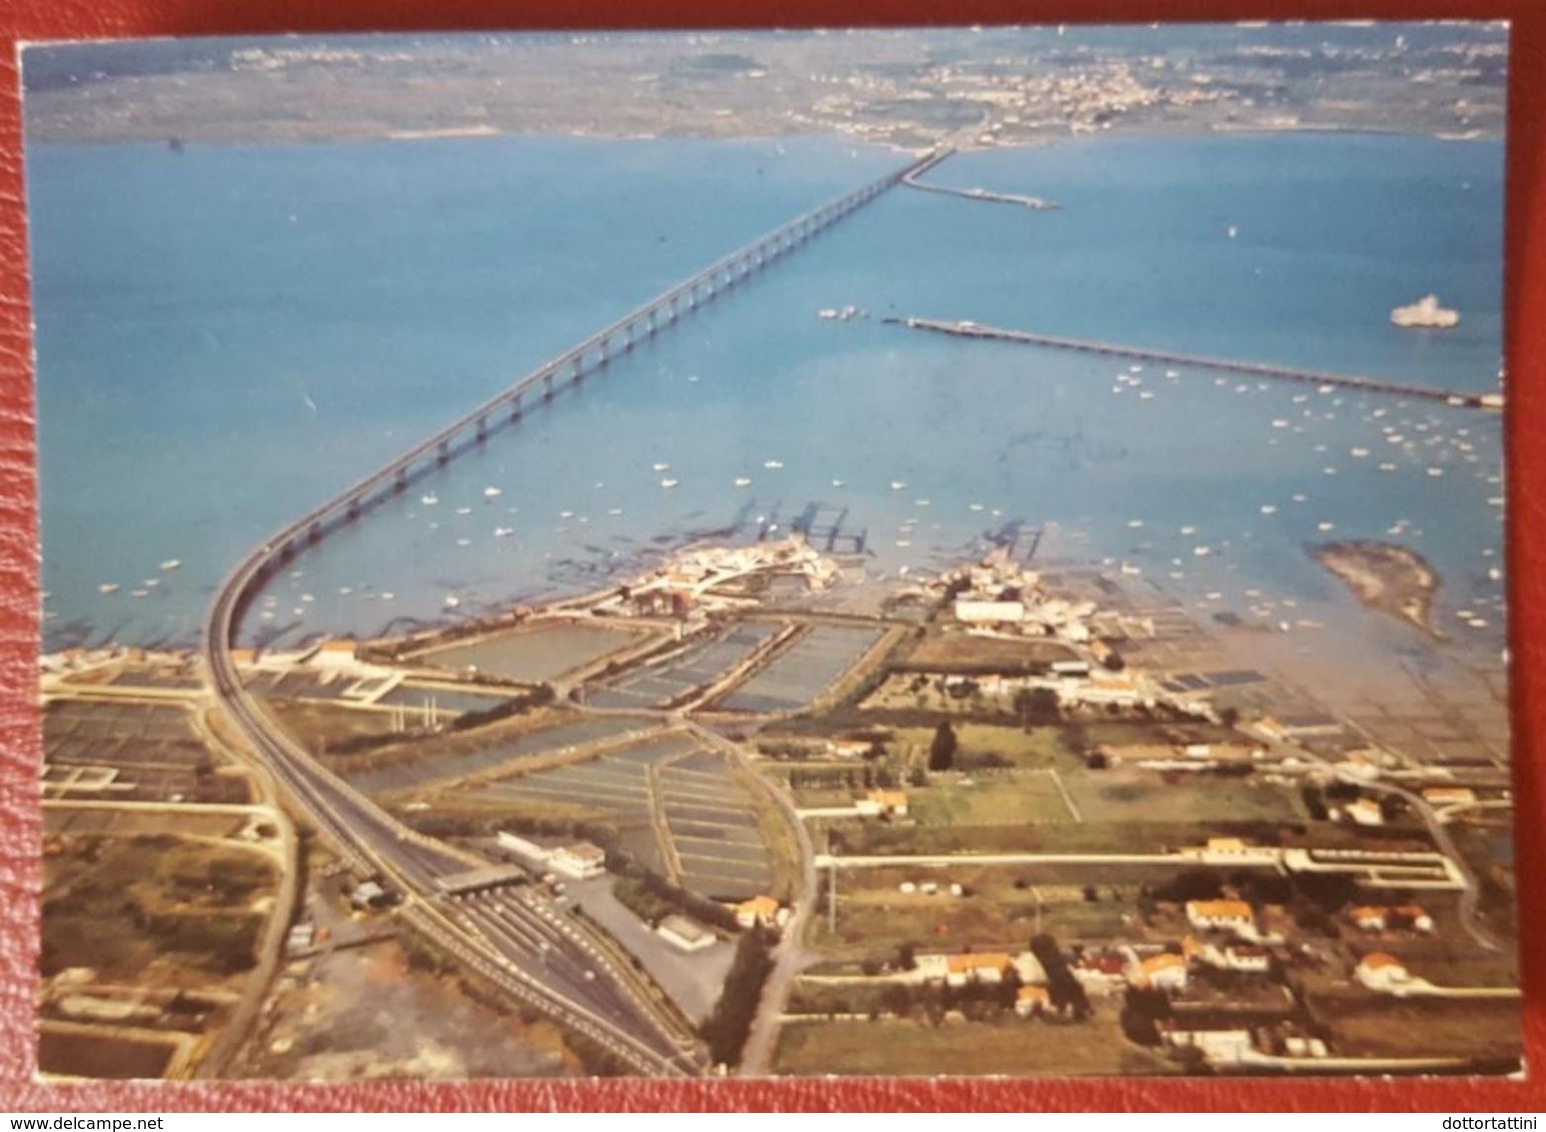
[699,927,776,1067]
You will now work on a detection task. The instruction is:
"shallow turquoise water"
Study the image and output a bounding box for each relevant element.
[28,131,1505,655]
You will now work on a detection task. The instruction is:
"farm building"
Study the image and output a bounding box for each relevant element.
[735,895,781,929]
[657,915,716,953]
[549,842,607,879]
[1185,899,1255,933]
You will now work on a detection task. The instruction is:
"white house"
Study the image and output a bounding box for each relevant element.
[657,914,715,953]
[1185,899,1255,933]
[549,842,607,880]
[1134,952,1189,991]
[1355,952,1413,992]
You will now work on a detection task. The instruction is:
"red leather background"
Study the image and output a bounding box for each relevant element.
[0,0,1540,1113]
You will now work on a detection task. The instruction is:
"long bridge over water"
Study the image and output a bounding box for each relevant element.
[198,148,937,1076]
[242,148,941,579]
[891,316,1504,410]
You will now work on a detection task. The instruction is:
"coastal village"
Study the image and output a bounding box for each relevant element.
[39,530,1519,1078]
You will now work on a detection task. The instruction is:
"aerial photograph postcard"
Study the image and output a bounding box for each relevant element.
[22,22,1519,1081]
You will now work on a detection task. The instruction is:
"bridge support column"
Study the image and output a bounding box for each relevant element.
[510,392,523,420]
[476,415,487,442]
[598,337,610,366]
[308,522,322,544]
[545,372,555,399]
[347,497,362,520]
[394,469,408,493]
[436,440,449,465]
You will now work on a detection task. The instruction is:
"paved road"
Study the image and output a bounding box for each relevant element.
[689,722,819,1076]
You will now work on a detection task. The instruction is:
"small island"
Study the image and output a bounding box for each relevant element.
[1310,540,1440,634]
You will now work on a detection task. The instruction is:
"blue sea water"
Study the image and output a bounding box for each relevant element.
[28,131,1505,659]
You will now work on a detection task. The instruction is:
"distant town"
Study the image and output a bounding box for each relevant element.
[24,24,1506,148]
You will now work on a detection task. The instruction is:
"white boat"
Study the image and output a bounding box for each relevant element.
[1165,370,1179,378]
[339,587,354,595]
[915,499,931,507]
[300,593,314,603]
[494,527,514,537]
[98,583,120,595]
[1120,563,1141,576]
[1139,391,1155,400]
[559,510,574,519]
[890,481,907,491]
[1227,225,1239,238]
[652,462,671,472]
[483,486,503,499]
[1259,505,1277,515]
[455,506,472,516]
[1350,448,1370,458]
[1127,519,1144,528]
[832,479,845,488]
[381,592,395,601]
[421,494,439,506]
[968,503,984,512]
[1291,493,1307,503]
[444,595,461,609]
[1317,522,1335,532]
[1180,525,1197,535]
[142,579,159,588]
[456,538,471,547]
[1427,467,1445,477]
[734,477,752,487]
[130,588,150,599]
[660,478,679,489]
[818,308,839,320]
[764,460,784,469]
[1193,546,1212,557]
[159,559,181,571]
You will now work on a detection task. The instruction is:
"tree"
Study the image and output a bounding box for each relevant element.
[896,942,918,971]
[700,927,776,1068]
[1028,933,1091,1020]
[929,722,958,772]
[1015,687,1061,727]
[1101,650,1126,672]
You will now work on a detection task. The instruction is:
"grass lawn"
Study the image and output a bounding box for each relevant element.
[910,770,1077,826]
[903,633,1079,671]
[261,698,400,754]
[809,866,1144,956]
[1060,765,1306,825]
[1310,994,1522,1061]
[772,1008,1180,1077]
[888,724,1068,770]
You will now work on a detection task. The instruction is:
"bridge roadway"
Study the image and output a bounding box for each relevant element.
[902,150,1059,210]
[201,151,937,1075]
[893,317,1502,409]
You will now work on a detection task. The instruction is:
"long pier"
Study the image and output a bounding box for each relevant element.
[891,316,1503,410]
[902,149,1060,211]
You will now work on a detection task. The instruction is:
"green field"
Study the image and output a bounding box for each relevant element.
[910,770,1077,826]
[772,1010,1180,1076]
